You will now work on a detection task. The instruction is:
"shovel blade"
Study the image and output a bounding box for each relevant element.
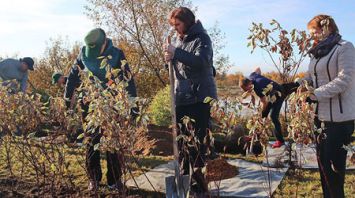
[165,175,190,198]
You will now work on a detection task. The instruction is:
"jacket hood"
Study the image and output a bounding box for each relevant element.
[185,20,207,39]
[101,38,114,56]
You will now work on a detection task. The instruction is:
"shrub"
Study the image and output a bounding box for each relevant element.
[148,85,171,127]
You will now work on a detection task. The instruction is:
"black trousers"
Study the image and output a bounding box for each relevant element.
[176,102,211,174]
[82,102,122,185]
[261,82,300,143]
[315,118,354,198]
[262,97,285,142]
[86,132,122,185]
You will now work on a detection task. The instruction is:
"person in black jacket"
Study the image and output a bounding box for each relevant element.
[240,68,300,149]
[240,67,286,148]
[164,7,217,194]
[64,28,137,191]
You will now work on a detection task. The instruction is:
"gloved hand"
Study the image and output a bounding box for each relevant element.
[261,104,271,118]
[65,99,71,109]
[281,82,300,97]
[306,96,317,104]
[294,77,303,85]
[164,43,176,62]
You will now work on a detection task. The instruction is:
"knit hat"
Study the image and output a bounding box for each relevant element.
[84,28,106,59]
[52,72,63,84]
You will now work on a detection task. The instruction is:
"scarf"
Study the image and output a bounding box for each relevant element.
[309,33,342,59]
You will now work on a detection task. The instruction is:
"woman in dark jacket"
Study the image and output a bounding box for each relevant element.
[164,7,217,193]
[306,15,355,198]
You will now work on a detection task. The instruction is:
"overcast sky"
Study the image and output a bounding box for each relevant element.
[1,0,354,74]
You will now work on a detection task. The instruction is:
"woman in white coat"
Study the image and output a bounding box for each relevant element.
[306,15,355,198]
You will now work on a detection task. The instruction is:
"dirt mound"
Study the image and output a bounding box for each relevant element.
[206,158,239,182]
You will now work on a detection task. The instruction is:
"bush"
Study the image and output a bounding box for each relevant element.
[149,86,171,127]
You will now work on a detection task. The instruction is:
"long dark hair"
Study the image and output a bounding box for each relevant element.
[169,7,196,33]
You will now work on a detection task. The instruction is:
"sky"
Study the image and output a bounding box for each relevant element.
[0,0,354,74]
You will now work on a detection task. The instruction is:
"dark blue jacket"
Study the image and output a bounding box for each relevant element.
[249,72,281,98]
[64,39,137,102]
[172,21,217,106]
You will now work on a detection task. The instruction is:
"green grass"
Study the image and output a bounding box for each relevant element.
[0,136,170,196]
[274,169,355,198]
[0,136,354,197]
[222,153,264,164]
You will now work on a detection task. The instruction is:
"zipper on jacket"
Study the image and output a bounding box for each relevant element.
[314,59,321,88]
[313,59,321,116]
[329,99,333,121]
[336,44,344,114]
[326,46,338,122]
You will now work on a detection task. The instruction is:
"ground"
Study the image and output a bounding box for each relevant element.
[274,169,355,198]
[0,140,354,198]
[0,107,354,197]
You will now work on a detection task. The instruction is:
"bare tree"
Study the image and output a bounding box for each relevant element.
[247,19,312,83]
[85,0,231,97]
[85,0,192,95]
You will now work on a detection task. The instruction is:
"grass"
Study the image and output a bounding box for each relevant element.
[217,85,243,98]
[0,136,170,197]
[222,153,264,164]
[274,169,355,198]
[0,135,354,197]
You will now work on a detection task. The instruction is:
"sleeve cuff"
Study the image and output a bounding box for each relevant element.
[313,89,322,101]
[64,97,72,102]
[173,48,182,61]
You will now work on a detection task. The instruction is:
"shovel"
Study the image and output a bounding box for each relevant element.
[165,31,190,198]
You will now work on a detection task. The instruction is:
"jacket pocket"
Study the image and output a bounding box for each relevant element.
[338,94,343,114]
[176,79,199,103]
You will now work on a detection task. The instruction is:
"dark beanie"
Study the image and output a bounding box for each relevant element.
[84,28,106,60]
[52,72,63,84]
[20,57,34,71]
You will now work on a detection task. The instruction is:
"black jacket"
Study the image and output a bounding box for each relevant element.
[172,21,217,106]
[64,39,137,103]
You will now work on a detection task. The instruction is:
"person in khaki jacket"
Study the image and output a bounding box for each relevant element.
[0,57,35,92]
[305,15,355,198]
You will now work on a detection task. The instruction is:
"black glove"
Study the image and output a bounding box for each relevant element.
[164,64,169,71]
[130,107,139,121]
[306,97,317,104]
[65,100,71,109]
[281,82,300,97]
[261,103,272,118]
